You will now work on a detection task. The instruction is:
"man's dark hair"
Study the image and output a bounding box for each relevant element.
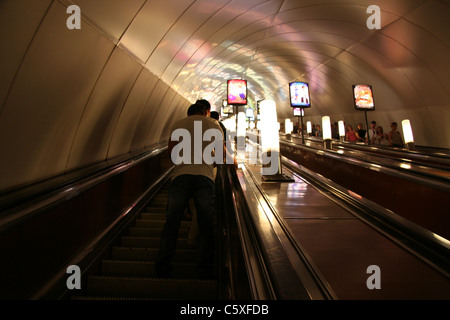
[187,104,205,116]
[210,111,220,120]
[196,99,211,113]
[371,121,376,124]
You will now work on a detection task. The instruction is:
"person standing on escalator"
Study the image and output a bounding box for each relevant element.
[388,122,404,148]
[155,103,224,280]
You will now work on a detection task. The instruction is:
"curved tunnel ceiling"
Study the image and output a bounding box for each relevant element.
[89,0,449,138]
[0,0,449,192]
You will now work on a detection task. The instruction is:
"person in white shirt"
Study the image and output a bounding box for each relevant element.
[366,121,377,145]
[156,103,224,279]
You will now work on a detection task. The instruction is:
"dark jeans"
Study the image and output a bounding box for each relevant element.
[156,174,216,277]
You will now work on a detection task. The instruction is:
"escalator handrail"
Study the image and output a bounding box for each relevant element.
[0,145,168,233]
[281,156,450,278]
[288,133,450,163]
[284,133,450,175]
[278,138,450,192]
[230,162,333,300]
[246,136,449,277]
[31,166,174,300]
[223,164,277,300]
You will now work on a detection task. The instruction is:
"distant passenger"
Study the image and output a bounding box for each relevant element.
[345,124,359,142]
[210,111,227,141]
[332,122,339,139]
[374,126,391,146]
[315,124,322,138]
[355,123,366,142]
[196,99,211,117]
[156,103,224,280]
[366,121,377,144]
[388,122,404,148]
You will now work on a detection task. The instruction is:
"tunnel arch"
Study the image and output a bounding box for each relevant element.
[0,0,448,193]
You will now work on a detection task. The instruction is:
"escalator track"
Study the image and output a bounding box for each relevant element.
[71,182,218,300]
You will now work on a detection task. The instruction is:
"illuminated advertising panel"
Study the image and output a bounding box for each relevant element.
[293,107,304,116]
[289,81,311,107]
[353,84,375,110]
[246,107,254,119]
[222,105,234,114]
[222,99,234,114]
[227,79,247,105]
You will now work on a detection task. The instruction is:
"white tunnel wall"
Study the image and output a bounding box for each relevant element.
[0,0,449,193]
[0,0,189,192]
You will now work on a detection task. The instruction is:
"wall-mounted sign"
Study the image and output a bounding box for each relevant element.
[227,79,247,105]
[289,81,311,108]
[353,84,375,110]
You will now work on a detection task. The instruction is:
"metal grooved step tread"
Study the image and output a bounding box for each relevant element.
[100,260,198,277]
[111,247,197,262]
[71,183,217,300]
[85,276,217,300]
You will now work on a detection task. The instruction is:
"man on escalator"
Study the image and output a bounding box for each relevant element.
[155,103,225,280]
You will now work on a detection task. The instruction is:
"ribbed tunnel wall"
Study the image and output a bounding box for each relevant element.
[0,0,189,193]
[0,0,449,194]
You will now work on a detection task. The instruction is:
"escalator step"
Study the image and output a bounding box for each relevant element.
[134,219,191,228]
[100,260,198,278]
[145,207,167,213]
[140,213,167,221]
[120,236,189,249]
[86,276,217,299]
[111,247,197,262]
[128,227,188,238]
[148,199,167,205]
[140,212,192,223]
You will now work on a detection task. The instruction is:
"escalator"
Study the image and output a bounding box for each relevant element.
[71,182,218,300]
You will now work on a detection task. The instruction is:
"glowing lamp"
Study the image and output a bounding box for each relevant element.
[402,119,415,151]
[322,116,332,149]
[259,100,293,181]
[236,112,247,151]
[260,100,279,156]
[322,116,331,140]
[285,119,293,134]
[338,120,345,140]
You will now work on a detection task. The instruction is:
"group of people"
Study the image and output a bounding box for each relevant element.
[155,99,230,280]
[293,120,404,148]
[345,121,404,147]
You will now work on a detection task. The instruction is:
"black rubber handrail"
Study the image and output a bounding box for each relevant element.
[281,156,450,278]
[224,164,278,299]
[246,137,449,278]
[278,138,450,192]
[33,166,174,300]
[286,133,450,168]
[0,145,168,233]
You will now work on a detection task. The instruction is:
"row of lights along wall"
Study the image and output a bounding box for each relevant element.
[221,79,417,179]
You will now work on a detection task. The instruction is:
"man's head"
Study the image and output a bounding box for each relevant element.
[196,99,211,116]
[210,111,220,120]
[187,103,206,116]
[371,121,376,129]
